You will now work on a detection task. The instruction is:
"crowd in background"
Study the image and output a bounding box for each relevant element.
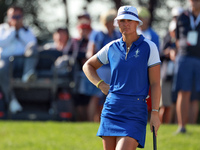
[0,0,200,134]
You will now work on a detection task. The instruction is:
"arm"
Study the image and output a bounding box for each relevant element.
[0,24,16,47]
[149,64,161,136]
[82,55,110,95]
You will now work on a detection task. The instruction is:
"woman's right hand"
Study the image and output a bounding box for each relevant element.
[99,82,110,95]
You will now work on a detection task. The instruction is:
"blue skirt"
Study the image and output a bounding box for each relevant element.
[97,93,148,148]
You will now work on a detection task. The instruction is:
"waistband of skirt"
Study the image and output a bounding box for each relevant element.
[107,92,146,101]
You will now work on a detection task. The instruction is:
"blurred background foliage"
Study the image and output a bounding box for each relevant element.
[0,0,187,44]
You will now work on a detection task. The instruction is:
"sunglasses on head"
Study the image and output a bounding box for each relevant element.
[10,15,23,20]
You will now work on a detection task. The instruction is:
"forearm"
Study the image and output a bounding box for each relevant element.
[149,65,161,110]
[150,83,161,110]
[82,62,101,86]
[83,63,110,95]
[148,55,161,135]
[0,27,16,47]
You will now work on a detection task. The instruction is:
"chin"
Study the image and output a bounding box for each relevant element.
[123,31,134,35]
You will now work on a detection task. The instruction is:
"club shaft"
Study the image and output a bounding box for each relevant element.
[153,126,157,150]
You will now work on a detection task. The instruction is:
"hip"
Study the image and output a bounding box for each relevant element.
[102,93,148,120]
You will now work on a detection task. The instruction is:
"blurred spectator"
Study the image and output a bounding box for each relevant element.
[189,84,200,124]
[159,19,177,124]
[0,6,37,114]
[43,27,79,75]
[86,9,121,122]
[172,6,200,125]
[43,27,80,121]
[137,6,160,50]
[172,0,200,133]
[73,12,93,121]
[77,11,91,24]
[171,6,184,21]
[160,6,183,124]
[44,28,77,55]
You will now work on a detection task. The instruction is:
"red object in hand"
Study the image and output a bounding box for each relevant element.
[146,88,152,112]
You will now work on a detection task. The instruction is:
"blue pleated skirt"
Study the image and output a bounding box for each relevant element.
[97,93,148,148]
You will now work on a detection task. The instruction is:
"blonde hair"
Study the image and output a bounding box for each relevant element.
[138,7,150,19]
[100,9,117,25]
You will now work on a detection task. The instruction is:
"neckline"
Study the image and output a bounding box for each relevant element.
[127,43,132,51]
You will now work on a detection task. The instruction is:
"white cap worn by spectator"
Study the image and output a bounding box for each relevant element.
[114,5,143,27]
[171,6,184,17]
[168,19,177,32]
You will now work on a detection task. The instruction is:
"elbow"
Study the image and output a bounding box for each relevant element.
[82,61,87,73]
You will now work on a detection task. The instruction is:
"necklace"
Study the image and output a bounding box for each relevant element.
[127,43,132,51]
[125,43,132,60]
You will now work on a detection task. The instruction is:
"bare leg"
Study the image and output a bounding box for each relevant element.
[171,103,177,123]
[75,105,88,121]
[176,91,190,129]
[102,136,116,150]
[159,106,165,123]
[116,136,138,150]
[88,96,99,122]
[164,106,172,123]
[189,100,199,124]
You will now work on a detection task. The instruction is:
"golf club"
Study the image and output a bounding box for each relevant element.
[153,126,157,150]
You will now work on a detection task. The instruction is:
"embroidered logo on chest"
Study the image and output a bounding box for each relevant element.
[134,49,140,58]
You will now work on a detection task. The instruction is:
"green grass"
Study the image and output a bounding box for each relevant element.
[0,121,200,150]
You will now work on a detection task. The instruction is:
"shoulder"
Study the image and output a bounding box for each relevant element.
[22,26,29,31]
[143,38,158,51]
[0,23,8,28]
[143,38,156,46]
[98,39,119,53]
[180,10,189,18]
[145,38,161,66]
[21,26,33,32]
[19,26,35,35]
[105,38,120,49]
[177,10,189,23]
[0,23,13,31]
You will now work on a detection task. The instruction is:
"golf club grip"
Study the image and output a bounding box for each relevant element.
[153,126,157,150]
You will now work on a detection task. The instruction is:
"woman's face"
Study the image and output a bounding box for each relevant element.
[117,19,139,35]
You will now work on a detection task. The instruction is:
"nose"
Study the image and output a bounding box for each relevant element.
[123,20,130,26]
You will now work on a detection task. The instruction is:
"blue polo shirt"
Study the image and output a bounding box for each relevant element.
[96,35,161,97]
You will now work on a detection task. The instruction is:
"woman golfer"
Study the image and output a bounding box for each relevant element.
[83,5,161,150]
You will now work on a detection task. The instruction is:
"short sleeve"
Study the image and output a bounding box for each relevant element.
[147,40,161,67]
